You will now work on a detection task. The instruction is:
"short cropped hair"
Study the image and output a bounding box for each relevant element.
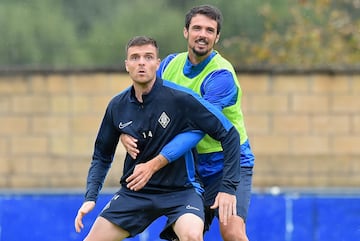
[126,36,159,56]
[184,5,223,34]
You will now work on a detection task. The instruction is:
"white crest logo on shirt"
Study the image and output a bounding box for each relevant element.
[158,112,170,128]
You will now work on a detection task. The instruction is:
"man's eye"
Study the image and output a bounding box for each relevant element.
[145,56,153,61]
[130,56,139,61]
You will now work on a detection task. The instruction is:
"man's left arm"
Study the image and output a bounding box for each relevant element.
[200,70,242,225]
[201,70,238,110]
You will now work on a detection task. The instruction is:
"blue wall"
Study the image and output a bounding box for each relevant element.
[1,189,359,241]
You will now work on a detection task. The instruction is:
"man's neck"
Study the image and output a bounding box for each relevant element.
[133,78,155,103]
[187,49,213,65]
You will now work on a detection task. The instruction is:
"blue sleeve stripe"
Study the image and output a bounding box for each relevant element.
[184,151,204,195]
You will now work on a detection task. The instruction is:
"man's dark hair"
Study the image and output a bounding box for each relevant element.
[126,36,159,55]
[185,5,223,34]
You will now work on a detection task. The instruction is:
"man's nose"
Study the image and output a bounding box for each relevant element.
[138,57,146,64]
[198,29,208,38]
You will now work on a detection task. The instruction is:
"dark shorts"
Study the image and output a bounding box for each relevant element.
[203,166,253,231]
[99,188,204,238]
[161,167,254,240]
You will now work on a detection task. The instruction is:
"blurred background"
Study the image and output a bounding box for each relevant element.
[1,0,359,69]
[0,0,359,240]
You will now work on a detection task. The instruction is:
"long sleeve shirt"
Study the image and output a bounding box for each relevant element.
[84,77,241,202]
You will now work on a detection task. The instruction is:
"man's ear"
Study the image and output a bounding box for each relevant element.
[215,33,220,43]
[125,60,129,72]
[183,27,188,39]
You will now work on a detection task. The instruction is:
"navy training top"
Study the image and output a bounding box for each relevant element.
[85,77,240,202]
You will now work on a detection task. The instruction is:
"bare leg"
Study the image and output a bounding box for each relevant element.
[173,213,204,241]
[219,215,248,241]
[84,216,130,241]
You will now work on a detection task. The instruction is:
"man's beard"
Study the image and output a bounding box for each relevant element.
[191,46,210,57]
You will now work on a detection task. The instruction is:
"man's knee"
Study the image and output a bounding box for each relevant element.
[221,227,248,241]
[173,213,204,241]
[181,229,203,241]
[175,228,202,241]
[220,216,248,241]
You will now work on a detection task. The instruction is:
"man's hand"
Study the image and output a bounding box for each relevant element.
[74,201,95,233]
[126,155,168,191]
[120,134,139,159]
[210,192,237,226]
[126,162,154,191]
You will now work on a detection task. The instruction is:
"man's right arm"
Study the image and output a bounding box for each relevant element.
[160,130,204,162]
[75,104,119,232]
[121,130,203,162]
[85,105,119,202]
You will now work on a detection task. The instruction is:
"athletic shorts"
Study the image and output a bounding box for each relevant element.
[161,167,254,240]
[203,166,253,231]
[99,188,204,238]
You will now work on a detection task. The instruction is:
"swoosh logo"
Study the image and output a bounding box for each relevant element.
[119,121,133,129]
[186,204,200,211]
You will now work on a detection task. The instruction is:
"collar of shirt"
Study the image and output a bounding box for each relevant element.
[184,51,217,78]
[129,77,162,104]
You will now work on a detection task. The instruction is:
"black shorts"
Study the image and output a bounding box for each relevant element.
[160,167,254,240]
[99,188,204,238]
[203,166,253,231]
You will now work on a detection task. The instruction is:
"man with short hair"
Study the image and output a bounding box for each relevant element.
[74,35,241,241]
[123,5,255,241]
